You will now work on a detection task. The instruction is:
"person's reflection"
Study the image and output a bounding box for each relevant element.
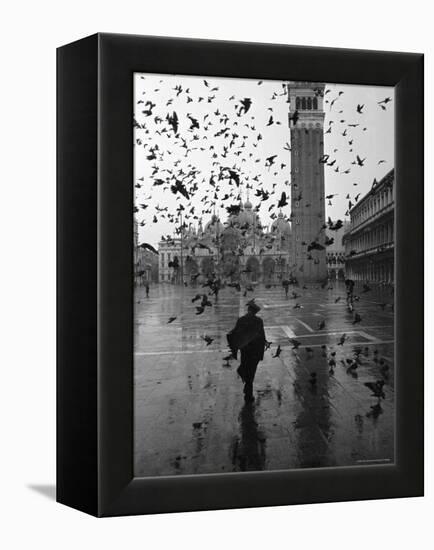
[231,403,266,471]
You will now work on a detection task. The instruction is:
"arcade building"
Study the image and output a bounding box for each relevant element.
[343,169,394,283]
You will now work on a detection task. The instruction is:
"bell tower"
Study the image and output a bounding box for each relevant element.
[288,82,327,281]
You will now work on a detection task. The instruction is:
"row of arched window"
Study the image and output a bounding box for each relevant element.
[295,96,318,110]
[327,254,345,265]
[352,184,394,229]
[347,221,394,253]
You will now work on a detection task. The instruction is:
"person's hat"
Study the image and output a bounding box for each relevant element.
[246,299,260,313]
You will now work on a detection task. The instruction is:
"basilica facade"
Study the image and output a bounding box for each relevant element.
[158,199,293,285]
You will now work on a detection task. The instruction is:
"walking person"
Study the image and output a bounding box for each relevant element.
[227,300,266,403]
[345,278,355,311]
[209,274,220,303]
[145,281,150,298]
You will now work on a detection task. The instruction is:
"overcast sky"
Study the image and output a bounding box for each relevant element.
[134,73,394,247]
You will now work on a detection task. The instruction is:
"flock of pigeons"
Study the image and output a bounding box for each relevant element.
[134,75,392,264]
[134,75,393,413]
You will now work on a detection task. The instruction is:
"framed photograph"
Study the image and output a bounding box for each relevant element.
[57,33,424,516]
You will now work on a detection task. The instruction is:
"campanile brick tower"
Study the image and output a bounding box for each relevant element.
[288,82,327,281]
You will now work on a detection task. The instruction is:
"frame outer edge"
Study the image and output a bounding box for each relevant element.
[56,33,99,517]
[95,34,424,516]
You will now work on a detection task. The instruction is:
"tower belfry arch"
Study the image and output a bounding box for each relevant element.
[288,82,327,281]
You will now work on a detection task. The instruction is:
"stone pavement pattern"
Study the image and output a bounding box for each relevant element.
[134,282,394,476]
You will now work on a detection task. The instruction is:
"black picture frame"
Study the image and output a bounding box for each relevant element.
[57,33,424,517]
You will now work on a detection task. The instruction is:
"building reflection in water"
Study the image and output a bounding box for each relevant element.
[230,403,266,471]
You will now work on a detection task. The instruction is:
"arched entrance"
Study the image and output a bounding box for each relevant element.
[246,257,260,283]
[201,257,215,279]
[262,257,275,285]
[222,255,240,282]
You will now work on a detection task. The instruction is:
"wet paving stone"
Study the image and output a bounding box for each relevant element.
[134,281,395,476]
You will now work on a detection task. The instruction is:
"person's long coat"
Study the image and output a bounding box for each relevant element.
[227,314,266,362]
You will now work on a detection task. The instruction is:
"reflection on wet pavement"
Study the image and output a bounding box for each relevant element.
[134,282,394,476]
[231,403,266,472]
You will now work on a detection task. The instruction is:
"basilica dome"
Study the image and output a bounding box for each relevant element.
[271,211,291,236]
[204,214,224,235]
[236,200,261,228]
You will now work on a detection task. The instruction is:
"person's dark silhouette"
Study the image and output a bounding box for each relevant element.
[227,300,266,403]
[345,278,355,309]
[210,274,220,303]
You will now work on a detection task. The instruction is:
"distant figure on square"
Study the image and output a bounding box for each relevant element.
[282,279,290,298]
[210,274,221,302]
[345,278,355,310]
[227,300,266,403]
[145,282,150,298]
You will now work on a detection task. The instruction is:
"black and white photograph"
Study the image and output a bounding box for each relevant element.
[2,0,429,543]
[133,74,395,476]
